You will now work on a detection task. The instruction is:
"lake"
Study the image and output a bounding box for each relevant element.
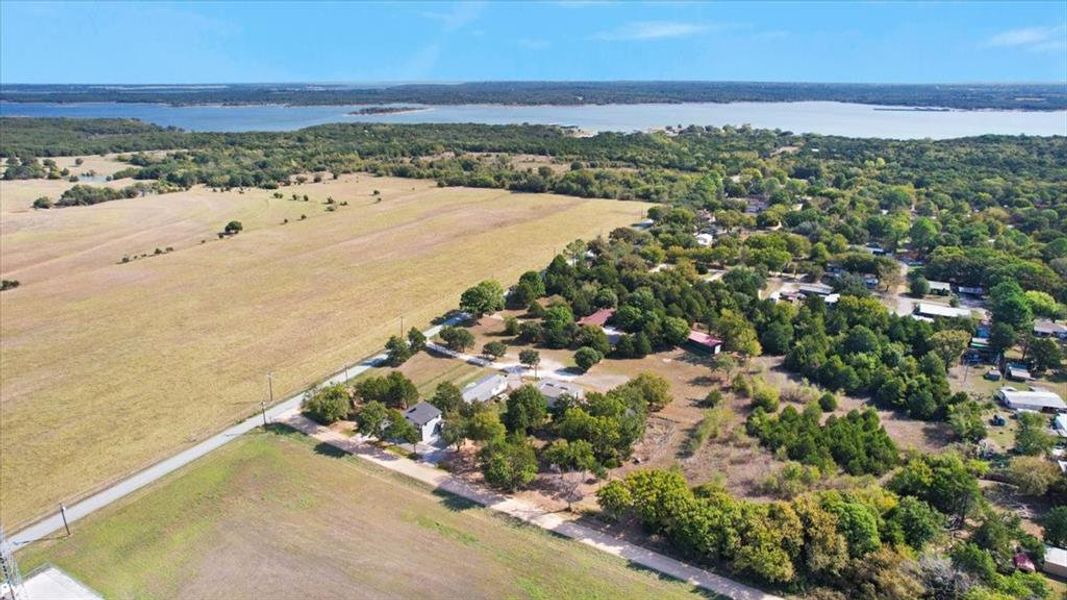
[2,101,1065,139]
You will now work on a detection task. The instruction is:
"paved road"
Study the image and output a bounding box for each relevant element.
[10,314,466,547]
[283,411,781,600]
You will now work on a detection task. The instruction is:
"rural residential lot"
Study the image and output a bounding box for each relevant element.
[0,172,646,527]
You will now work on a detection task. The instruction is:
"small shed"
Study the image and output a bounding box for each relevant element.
[403,402,442,444]
[686,330,723,354]
[927,281,952,295]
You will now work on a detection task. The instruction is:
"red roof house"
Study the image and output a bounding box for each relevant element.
[578,308,616,327]
[687,330,723,354]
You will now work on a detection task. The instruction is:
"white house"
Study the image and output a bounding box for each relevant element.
[695,233,715,247]
[996,387,1066,413]
[537,379,585,408]
[402,402,442,444]
[462,373,508,404]
[915,303,973,320]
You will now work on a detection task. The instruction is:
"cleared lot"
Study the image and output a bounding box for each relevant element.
[0,174,646,527]
[17,428,704,600]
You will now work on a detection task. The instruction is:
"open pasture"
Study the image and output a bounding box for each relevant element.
[0,174,646,527]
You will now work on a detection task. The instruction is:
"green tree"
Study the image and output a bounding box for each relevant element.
[503,384,548,434]
[574,346,603,372]
[618,373,672,412]
[301,384,350,424]
[479,437,538,491]
[459,280,505,317]
[886,496,944,550]
[1007,456,1062,496]
[502,315,520,336]
[384,334,412,366]
[928,330,970,366]
[429,381,463,416]
[482,340,507,360]
[888,453,982,522]
[988,322,1016,355]
[716,309,762,360]
[407,327,427,352]
[1028,336,1062,373]
[1043,506,1067,547]
[439,326,475,352]
[224,220,243,234]
[947,400,987,443]
[542,439,600,508]
[519,348,541,377]
[465,409,506,443]
[384,408,421,452]
[1015,411,1055,456]
[909,275,930,298]
[354,400,388,439]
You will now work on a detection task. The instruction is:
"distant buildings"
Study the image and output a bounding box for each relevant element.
[996,387,1066,413]
[403,402,443,443]
[686,330,723,354]
[462,373,508,404]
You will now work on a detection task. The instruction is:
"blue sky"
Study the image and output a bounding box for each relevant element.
[2,1,1065,84]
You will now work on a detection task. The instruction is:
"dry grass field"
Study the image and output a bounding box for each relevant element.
[0,174,647,528]
[18,428,704,600]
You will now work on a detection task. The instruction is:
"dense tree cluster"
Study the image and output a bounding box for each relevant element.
[746,405,898,476]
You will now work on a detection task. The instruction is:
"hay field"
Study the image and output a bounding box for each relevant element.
[19,428,703,599]
[0,174,647,528]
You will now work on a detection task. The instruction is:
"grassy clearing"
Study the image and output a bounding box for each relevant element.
[0,174,647,527]
[18,428,704,600]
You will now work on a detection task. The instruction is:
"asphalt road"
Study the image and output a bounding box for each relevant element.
[10,314,465,547]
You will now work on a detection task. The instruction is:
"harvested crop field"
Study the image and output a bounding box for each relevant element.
[0,174,647,527]
[17,427,704,599]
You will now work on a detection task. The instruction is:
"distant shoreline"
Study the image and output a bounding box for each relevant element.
[347,106,429,116]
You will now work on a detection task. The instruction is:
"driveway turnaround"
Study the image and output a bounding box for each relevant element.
[10,315,466,547]
[280,411,782,600]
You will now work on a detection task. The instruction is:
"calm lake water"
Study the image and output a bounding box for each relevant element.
[2,101,1065,139]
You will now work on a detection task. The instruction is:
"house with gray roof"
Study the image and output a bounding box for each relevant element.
[403,401,443,443]
[537,379,585,408]
[462,373,508,404]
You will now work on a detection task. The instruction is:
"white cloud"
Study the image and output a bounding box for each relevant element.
[518,38,551,49]
[592,20,711,41]
[987,24,1066,52]
[418,2,485,32]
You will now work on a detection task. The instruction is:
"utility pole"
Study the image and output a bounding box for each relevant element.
[261,372,274,426]
[59,503,70,536]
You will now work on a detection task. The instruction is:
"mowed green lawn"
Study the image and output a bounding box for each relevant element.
[19,427,705,600]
